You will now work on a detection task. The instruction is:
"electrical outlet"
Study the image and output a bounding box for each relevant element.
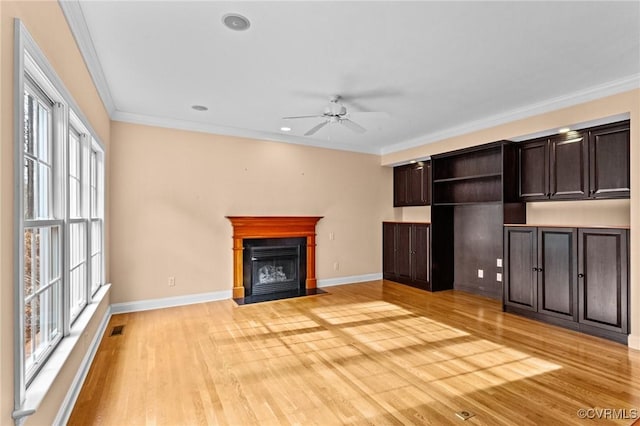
[333,262,339,271]
[477,269,484,279]
[496,258,503,268]
[496,272,502,282]
[168,276,175,287]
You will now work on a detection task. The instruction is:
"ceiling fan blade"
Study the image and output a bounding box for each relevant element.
[304,121,329,136]
[348,111,390,118]
[340,118,366,134]
[283,114,325,120]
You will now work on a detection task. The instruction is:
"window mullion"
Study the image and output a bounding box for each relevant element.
[81,134,91,304]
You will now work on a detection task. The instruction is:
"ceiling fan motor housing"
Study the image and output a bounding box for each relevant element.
[325,101,347,116]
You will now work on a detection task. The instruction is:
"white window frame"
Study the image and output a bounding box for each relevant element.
[21,75,66,385]
[13,19,107,424]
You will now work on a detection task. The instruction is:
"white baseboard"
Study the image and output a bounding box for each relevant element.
[110,289,233,314]
[628,334,640,351]
[318,273,382,288]
[53,305,112,426]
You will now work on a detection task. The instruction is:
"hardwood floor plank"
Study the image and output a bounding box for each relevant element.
[69,280,640,425]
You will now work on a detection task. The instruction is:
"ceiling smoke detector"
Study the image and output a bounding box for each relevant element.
[222,13,251,31]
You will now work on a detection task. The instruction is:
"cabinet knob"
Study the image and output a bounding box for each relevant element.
[578,273,585,278]
[532,267,537,272]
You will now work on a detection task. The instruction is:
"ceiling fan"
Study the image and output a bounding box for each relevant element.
[283,95,375,136]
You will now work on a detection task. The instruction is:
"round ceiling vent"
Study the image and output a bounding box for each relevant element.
[222,13,251,31]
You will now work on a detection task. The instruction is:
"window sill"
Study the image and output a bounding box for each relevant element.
[13,283,111,424]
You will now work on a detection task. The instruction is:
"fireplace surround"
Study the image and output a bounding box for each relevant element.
[226,216,323,299]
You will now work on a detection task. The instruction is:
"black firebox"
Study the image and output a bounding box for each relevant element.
[242,237,306,297]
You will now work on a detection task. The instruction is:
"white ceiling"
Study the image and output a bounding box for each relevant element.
[62,1,640,155]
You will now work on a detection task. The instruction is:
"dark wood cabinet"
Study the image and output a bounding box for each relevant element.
[549,132,588,199]
[504,226,577,320]
[382,222,430,290]
[578,228,628,334]
[518,139,548,200]
[518,120,629,201]
[505,225,628,343]
[537,227,578,321]
[393,161,430,207]
[504,227,537,311]
[589,121,630,198]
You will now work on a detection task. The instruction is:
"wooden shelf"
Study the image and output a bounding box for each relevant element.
[434,201,502,206]
[432,145,502,181]
[432,174,502,205]
[433,172,502,183]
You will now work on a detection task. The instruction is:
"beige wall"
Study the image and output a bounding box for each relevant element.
[109,121,394,303]
[383,89,639,349]
[1,1,111,425]
[526,199,630,227]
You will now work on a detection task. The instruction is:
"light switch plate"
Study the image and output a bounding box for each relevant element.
[497,258,503,267]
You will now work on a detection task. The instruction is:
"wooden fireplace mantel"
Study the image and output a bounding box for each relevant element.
[226,216,323,298]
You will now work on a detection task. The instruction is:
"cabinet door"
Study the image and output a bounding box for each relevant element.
[424,161,431,205]
[578,228,628,333]
[411,224,430,288]
[518,139,549,200]
[382,223,397,278]
[537,228,577,321]
[589,122,630,199]
[550,132,588,199]
[504,227,537,311]
[395,223,412,280]
[407,165,425,205]
[393,167,409,207]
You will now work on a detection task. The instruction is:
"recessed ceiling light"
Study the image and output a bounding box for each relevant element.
[280,126,291,132]
[223,13,251,31]
[558,127,571,133]
[192,105,208,111]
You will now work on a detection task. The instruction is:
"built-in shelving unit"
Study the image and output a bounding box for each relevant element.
[430,141,525,299]
[432,145,503,205]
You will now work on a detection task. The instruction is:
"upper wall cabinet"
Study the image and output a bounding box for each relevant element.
[517,120,630,201]
[589,121,631,198]
[393,161,431,207]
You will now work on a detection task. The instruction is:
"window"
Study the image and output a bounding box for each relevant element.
[22,80,64,380]
[16,36,106,408]
[89,147,105,295]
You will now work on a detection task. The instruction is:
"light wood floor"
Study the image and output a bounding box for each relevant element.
[69,280,640,425]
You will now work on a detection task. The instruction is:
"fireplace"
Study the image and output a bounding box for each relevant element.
[226,216,323,300]
[243,237,306,296]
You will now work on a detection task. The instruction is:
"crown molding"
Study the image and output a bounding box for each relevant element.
[111,110,380,154]
[382,73,640,155]
[59,0,116,115]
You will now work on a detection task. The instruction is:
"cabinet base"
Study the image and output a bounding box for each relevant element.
[504,305,628,345]
[383,274,432,291]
